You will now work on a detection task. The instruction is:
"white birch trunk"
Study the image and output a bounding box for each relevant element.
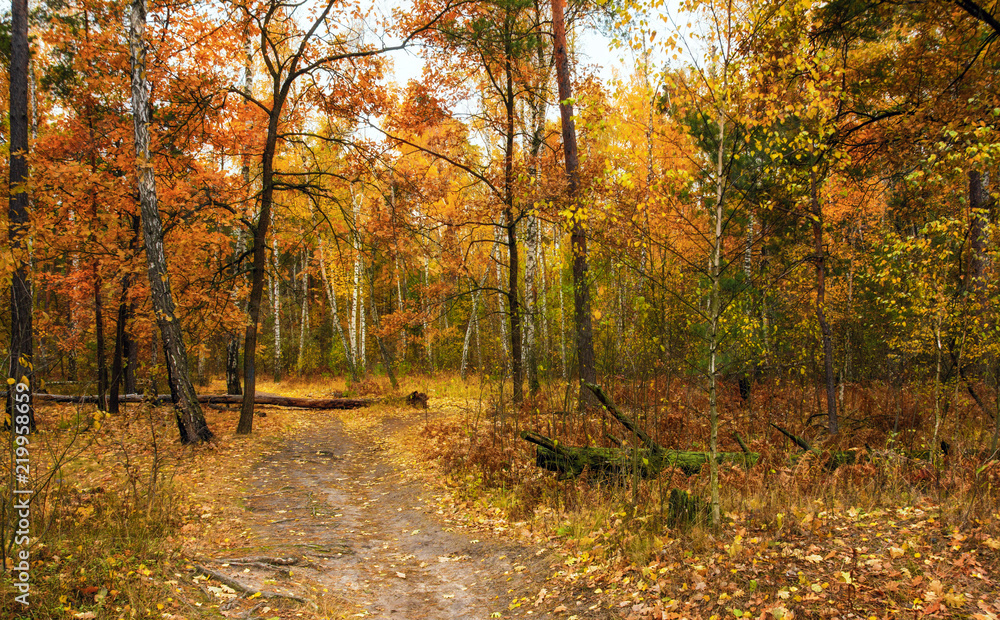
[297,251,309,372]
[494,218,510,362]
[555,225,567,380]
[461,291,479,380]
[129,0,211,442]
[395,256,406,360]
[525,211,539,391]
[350,188,365,372]
[423,257,431,369]
[271,230,281,383]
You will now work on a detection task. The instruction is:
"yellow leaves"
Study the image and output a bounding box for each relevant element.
[725,535,743,558]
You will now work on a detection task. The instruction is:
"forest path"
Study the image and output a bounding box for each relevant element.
[204,405,614,619]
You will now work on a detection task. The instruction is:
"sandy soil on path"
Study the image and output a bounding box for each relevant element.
[200,408,619,620]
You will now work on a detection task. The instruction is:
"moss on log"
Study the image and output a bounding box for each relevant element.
[521,430,759,478]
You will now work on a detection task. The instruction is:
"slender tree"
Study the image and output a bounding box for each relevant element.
[129,0,213,443]
[551,0,596,405]
[7,0,33,428]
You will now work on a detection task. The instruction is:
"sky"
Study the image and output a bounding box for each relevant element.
[377,0,686,92]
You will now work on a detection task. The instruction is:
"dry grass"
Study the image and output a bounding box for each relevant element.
[412,374,1000,619]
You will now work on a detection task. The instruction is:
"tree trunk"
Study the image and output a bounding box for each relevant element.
[125,321,137,394]
[502,24,523,405]
[811,171,838,435]
[969,169,989,299]
[315,218,360,382]
[94,266,108,410]
[524,34,547,394]
[367,273,399,390]
[109,254,136,413]
[86,97,108,411]
[461,290,480,379]
[129,0,213,444]
[707,109,726,527]
[395,256,407,364]
[551,0,596,406]
[7,0,33,430]
[297,252,310,372]
[557,227,567,380]
[271,232,281,383]
[524,141,542,393]
[228,29,253,397]
[494,221,511,362]
[226,339,242,395]
[506,205,523,405]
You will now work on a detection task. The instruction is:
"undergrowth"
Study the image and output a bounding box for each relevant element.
[417,374,1000,619]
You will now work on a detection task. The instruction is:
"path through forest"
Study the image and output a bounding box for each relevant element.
[201,407,617,619]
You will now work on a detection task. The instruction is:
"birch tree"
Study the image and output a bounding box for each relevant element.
[129,0,213,443]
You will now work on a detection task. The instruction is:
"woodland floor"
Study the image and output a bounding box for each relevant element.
[6,380,1000,620]
[190,403,618,619]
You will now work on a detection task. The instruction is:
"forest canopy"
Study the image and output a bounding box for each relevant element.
[2,0,1000,457]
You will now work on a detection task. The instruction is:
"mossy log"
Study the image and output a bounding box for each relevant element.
[521,431,759,478]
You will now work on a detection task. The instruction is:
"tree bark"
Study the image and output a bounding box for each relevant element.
[367,274,399,390]
[297,252,310,372]
[271,230,282,383]
[551,0,596,405]
[502,20,523,405]
[109,274,131,414]
[228,30,253,397]
[811,171,838,435]
[237,126,278,433]
[7,0,33,429]
[109,214,139,414]
[94,264,108,410]
[969,169,989,298]
[130,0,213,444]
[707,109,726,526]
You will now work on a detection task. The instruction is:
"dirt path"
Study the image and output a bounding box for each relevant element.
[202,409,618,619]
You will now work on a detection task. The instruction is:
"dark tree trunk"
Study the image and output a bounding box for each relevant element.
[506,206,523,405]
[368,275,399,390]
[811,172,837,434]
[551,0,596,405]
[524,20,547,394]
[226,337,243,395]
[503,30,523,405]
[7,0,33,430]
[110,214,140,413]
[94,267,108,411]
[125,327,137,394]
[129,0,213,443]
[969,169,989,295]
[109,270,133,414]
[237,101,281,434]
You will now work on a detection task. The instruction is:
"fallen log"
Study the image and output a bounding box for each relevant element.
[34,393,371,410]
[521,430,759,478]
